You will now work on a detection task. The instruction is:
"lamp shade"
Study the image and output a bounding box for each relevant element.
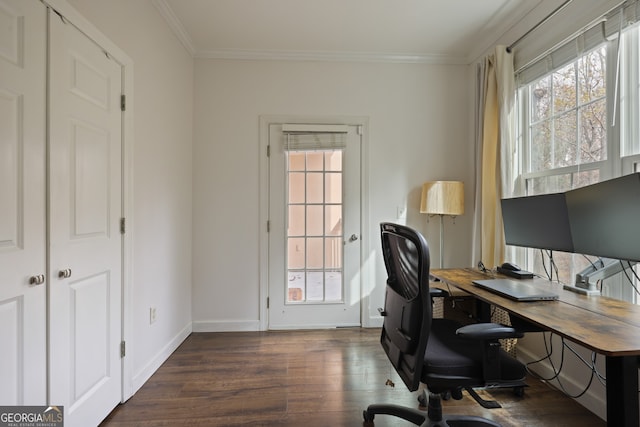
[420,181,464,216]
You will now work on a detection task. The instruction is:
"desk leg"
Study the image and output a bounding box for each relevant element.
[605,356,638,427]
[476,299,491,323]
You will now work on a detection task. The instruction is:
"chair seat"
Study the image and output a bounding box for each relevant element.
[423,318,525,389]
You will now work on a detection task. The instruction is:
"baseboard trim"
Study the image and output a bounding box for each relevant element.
[192,319,261,332]
[365,316,383,328]
[131,322,192,394]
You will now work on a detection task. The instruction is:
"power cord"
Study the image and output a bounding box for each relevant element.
[525,332,604,398]
[477,260,489,273]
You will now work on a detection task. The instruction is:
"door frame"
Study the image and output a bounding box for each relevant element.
[43,0,135,402]
[258,115,370,331]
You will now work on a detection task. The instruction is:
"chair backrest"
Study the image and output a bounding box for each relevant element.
[379,222,432,391]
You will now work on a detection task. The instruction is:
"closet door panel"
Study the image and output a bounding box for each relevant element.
[0,0,46,406]
[48,10,122,426]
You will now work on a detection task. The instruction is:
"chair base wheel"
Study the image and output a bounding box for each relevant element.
[363,401,502,426]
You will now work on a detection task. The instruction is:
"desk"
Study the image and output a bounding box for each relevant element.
[430,267,640,427]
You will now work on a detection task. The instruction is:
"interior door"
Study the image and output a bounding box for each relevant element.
[0,0,47,405]
[48,10,122,426]
[268,123,361,329]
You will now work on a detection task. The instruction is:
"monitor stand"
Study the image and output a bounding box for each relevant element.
[563,258,636,296]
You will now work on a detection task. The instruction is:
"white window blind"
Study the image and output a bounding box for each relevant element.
[282,124,348,151]
[515,0,640,86]
[517,22,607,86]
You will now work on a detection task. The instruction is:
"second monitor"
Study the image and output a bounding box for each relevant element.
[501,192,574,253]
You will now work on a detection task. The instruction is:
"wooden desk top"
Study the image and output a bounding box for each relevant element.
[430,268,640,357]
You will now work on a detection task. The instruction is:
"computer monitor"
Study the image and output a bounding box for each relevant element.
[565,173,640,262]
[501,193,574,253]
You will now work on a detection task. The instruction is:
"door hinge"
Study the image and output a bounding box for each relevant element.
[267,145,271,157]
[120,217,126,234]
[121,94,126,111]
[357,125,363,135]
[267,297,269,309]
[120,341,126,358]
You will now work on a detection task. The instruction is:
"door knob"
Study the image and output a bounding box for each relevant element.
[29,274,45,285]
[349,234,359,242]
[58,268,72,279]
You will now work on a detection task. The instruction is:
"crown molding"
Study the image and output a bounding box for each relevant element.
[194,48,468,65]
[152,0,196,56]
[153,0,468,64]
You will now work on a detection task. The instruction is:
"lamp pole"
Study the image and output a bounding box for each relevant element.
[420,181,464,270]
[438,214,444,269]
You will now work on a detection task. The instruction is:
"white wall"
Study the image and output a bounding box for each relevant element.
[192,58,472,330]
[65,0,194,393]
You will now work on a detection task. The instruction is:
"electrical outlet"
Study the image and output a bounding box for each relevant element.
[150,307,157,324]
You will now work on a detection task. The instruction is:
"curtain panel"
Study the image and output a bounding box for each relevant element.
[473,46,516,269]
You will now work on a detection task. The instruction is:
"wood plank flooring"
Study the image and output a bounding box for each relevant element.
[101,328,606,426]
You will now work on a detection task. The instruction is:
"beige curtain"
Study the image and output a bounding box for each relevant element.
[472,46,516,269]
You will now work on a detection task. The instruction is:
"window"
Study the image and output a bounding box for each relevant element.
[621,25,640,167]
[521,46,607,195]
[516,21,640,302]
[286,150,344,302]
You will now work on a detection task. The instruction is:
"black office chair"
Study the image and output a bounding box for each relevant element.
[363,223,526,427]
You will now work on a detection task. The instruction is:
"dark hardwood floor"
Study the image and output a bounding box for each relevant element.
[101,328,606,426]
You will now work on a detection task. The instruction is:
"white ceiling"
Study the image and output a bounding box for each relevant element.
[154,0,546,63]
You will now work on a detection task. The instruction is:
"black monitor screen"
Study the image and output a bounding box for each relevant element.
[566,173,640,262]
[501,193,574,253]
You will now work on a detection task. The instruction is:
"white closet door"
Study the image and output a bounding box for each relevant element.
[48,10,123,426]
[0,0,47,405]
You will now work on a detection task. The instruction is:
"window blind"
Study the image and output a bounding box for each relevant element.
[517,22,607,86]
[282,124,348,151]
[515,0,637,86]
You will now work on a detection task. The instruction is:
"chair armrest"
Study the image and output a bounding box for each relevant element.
[456,323,524,340]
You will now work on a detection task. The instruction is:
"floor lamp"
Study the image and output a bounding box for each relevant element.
[420,181,464,268]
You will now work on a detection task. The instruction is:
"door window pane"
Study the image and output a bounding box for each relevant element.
[288,205,305,235]
[288,152,305,171]
[289,173,305,203]
[325,237,342,269]
[306,238,324,269]
[325,172,342,203]
[306,205,323,236]
[287,238,305,269]
[307,152,324,171]
[325,205,342,236]
[286,149,344,304]
[306,173,323,203]
[325,151,342,171]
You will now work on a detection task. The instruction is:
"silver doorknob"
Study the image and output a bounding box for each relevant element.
[58,268,72,279]
[349,234,359,242]
[29,274,45,285]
